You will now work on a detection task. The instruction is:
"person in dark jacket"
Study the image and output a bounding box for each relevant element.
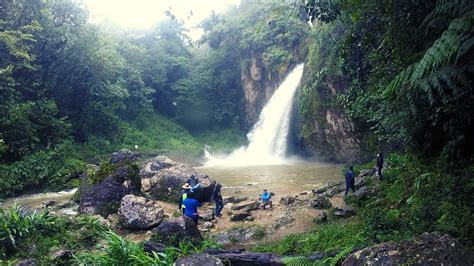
[182,192,202,224]
[345,166,355,196]
[178,183,191,214]
[376,153,384,181]
[212,183,224,218]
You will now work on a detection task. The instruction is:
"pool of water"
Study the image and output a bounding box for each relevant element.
[197,161,343,198]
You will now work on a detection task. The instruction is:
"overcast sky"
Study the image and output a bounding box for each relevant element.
[83,0,240,38]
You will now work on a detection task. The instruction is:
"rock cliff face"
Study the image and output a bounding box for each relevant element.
[241,54,286,127]
[295,74,363,162]
[298,107,361,162]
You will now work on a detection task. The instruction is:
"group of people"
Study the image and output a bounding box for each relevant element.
[345,153,384,196]
[178,174,273,225]
[178,175,224,225]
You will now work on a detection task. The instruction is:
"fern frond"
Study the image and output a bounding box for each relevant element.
[387,9,473,96]
[411,9,472,82]
[282,256,315,266]
[456,36,474,63]
[421,0,473,29]
[383,64,414,97]
[321,246,354,266]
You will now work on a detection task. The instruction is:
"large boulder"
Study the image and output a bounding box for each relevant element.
[310,195,332,209]
[79,151,141,216]
[342,232,473,265]
[174,254,224,266]
[223,196,249,204]
[151,216,203,246]
[333,206,356,219]
[352,186,375,200]
[119,195,164,230]
[111,149,139,164]
[230,211,252,221]
[212,226,264,245]
[231,201,260,212]
[141,156,215,203]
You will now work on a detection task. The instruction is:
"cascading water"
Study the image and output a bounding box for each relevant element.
[205,64,304,166]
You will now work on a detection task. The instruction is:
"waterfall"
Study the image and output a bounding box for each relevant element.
[205,64,304,166]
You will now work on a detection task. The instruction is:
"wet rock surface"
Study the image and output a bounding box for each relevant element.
[140,156,215,203]
[230,211,252,221]
[213,226,263,245]
[223,196,249,204]
[279,196,296,205]
[111,149,139,164]
[199,210,215,221]
[311,194,332,209]
[79,150,140,216]
[119,194,164,230]
[231,201,260,212]
[333,206,356,219]
[342,232,473,265]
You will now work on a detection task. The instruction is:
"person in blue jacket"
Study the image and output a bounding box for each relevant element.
[182,192,202,224]
[258,189,273,210]
[345,165,355,196]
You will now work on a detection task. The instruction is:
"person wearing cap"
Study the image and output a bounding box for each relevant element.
[178,183,191,214]
[182,192,202,224]
[258,189,273,210]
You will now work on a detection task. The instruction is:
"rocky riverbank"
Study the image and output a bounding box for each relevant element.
[3,149,472,265]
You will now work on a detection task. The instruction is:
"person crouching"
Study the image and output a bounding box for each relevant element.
[258,189,273,210]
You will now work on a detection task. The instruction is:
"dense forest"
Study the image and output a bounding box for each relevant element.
[1,0,473,264]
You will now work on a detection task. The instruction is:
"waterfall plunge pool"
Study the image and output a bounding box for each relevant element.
[197,160,343,199]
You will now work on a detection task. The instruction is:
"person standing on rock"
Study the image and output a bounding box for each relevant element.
[187,175,201,192]
[179,183,191,214]
[376,153,384,181]
[182,192,202,224]
[212,183,224,218]
[345,166,355,196]
[258,189,273,210]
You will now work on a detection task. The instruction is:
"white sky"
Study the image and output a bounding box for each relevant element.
[83,0,240,38]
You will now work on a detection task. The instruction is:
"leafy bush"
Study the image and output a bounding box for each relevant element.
[0,205,57,257]
[74,230,176,265]
[355,153,474,246]
[0,141,85,196]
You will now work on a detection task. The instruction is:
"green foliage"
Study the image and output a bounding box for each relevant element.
[353,153,474,246]
[74,230,172,265]
[253,219,369,255]
[73,231,221,265]
[0,205,57,257]
[0,141,85,197]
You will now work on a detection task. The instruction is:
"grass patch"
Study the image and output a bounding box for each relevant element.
[252,218,370,255]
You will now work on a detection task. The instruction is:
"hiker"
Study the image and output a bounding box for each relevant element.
[178,183,191,214]
[376,153,384,181]
[182,192,202,224]
[345,165,355,196]
[212,183,224,218]
[258,189,273,210]
[187,174,201,192]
